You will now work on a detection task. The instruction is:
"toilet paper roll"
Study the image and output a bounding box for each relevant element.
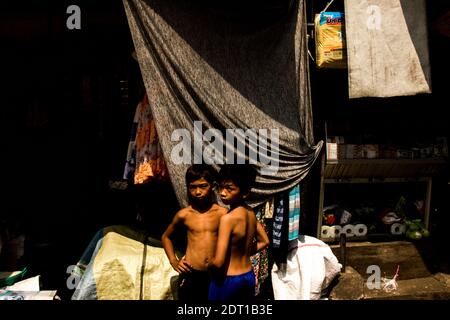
[342,224,355,237]
[354,224,368,237]
[391,223,406,235]
[329,225,342,238]
[321,226,332,239]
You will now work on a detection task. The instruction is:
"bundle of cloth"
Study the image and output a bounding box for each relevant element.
[71,225,178,300]
[271,235,342,300]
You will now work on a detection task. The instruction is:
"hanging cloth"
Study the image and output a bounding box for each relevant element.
[122,0,322,207]
[344,0,431,98]
[288,184,301,241]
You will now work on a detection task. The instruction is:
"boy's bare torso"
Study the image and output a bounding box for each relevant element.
[183,204,227,271]
[226,206,257,275]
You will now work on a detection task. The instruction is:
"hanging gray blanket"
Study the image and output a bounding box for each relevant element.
[122,0,322,207]
[344,0,431,98]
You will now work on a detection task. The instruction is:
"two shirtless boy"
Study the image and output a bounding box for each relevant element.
[161,164,269,302]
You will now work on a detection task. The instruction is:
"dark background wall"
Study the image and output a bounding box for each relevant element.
[0,0,143,297]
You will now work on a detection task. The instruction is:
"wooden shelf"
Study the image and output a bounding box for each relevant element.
[324,158,448,179]
[316,155,448,240]
[322,235,368,243]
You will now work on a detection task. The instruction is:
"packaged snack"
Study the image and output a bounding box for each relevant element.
[315,12,347,69]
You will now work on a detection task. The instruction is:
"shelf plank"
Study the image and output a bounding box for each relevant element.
[326,159,448,165]
[324,158,448,179]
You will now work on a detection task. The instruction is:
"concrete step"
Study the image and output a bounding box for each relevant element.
[329,267,450,300]
[364,274,450,300]
[330,240,434,280]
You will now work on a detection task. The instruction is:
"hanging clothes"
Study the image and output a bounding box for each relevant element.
[123,120,138,181]
[124,94,169,184]
[272,196,285,249]
[273,184,301,264]
[251,205,270,296]
[272,192,290,265]
[264,197,275,219]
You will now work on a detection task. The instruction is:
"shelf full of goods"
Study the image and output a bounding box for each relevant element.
[320,196,429,242]
[326,136,448,161]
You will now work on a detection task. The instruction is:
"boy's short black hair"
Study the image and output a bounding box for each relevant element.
[185,164,217,186]
[218,164,257,194]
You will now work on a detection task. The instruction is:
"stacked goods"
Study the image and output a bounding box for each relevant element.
[345,144,363,159]
[326,138,338,160]
[327,136,346,160]
[362,144,379,159]
[397,149,414,159]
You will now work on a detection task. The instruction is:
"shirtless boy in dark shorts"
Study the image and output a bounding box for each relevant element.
[162,164,227,301]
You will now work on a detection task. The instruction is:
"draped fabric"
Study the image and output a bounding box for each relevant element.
[123,0,322,207]
[344,0,431,98]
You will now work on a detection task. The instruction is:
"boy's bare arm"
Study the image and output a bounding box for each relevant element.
[209,215,233,270]
[161,211,192,273]
[254,220,270,253]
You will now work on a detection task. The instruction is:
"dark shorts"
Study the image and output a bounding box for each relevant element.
[177,269,210,301]
[208,269,256,302]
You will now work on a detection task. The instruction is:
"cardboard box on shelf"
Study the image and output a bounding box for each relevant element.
[379,146,397,159]
[397,149,414,159]
[362,144,379,159]
[434,137,448,158]
[337,144,346,159]
[327,141,338,160]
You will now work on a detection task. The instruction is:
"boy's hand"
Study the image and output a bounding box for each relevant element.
[172,256,193,274]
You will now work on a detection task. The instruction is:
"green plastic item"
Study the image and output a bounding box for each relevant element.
[405,218,430,240]
[421,229,430,238]
[0,268,27,288]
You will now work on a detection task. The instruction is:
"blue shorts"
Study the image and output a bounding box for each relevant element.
[208,269,256,302]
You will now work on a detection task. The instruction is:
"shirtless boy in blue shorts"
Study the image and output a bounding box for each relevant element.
[208,164,270,301]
